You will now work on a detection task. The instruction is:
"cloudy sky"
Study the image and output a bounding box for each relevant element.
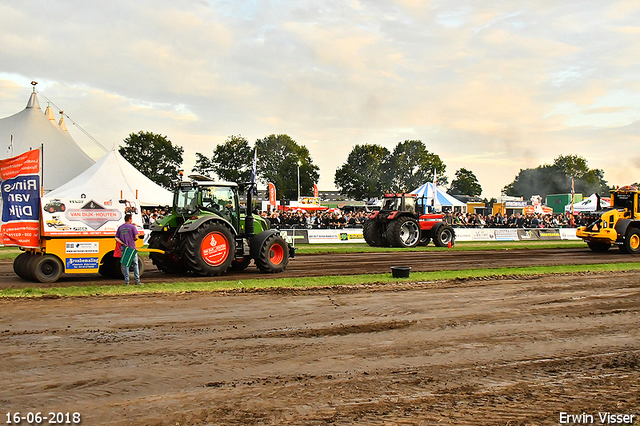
[1,0,639,197]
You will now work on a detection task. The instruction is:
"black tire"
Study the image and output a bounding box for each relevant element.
[621,228,640,254]
[99,252,119,278]
[230,256,252,271]
[433,224,455,247]
[32,255,63,283]
[22,254,41,281]
[418,234,432,246]
[387,216,420,248]
[255,233,289,273]
[363,220,388,247]
[13,252,32,280]
[182,221,236,276]
[104,252,145,280]
[587,241,611,253]
[148,231,187,274]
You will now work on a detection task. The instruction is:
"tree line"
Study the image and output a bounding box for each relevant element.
[119,131,610,201]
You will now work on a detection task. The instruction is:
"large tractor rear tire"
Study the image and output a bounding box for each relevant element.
[148,231,187,274]
[387,216,420,248]
[363,220,388,247]
[621,228,640,254]
[254,232,289,273]
[182,221,236,276]
[433,224,455,247]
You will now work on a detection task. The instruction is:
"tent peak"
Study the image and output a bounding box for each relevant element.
[26,92,41,110]
[44,105,56,123]
[58,111,67,132]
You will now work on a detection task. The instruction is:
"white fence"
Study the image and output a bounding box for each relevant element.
[277,227,579,244]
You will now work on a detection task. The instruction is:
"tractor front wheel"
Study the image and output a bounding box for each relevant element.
[433,224,455,247]
[182,222,236,276]
[255,233,289,273]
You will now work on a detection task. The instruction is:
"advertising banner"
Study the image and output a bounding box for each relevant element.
[313,184,318,198]
[0,149,41,247]
[559,228,579,240]
[307,228,365,244]
[268,182,276,208]
[517,229,540,240]
[40,196,141,237]
[538,228,562,240]
[278,229,310,244]
[494,229,519,241]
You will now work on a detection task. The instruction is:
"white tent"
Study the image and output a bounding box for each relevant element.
[46,149,173,206]
[0,90,95,191]
[410,182,466,209]
[564,193,610,213]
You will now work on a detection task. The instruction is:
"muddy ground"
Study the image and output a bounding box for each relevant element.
[0,249,639,425]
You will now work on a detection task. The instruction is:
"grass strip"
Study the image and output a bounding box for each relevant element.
[2,262,640,299]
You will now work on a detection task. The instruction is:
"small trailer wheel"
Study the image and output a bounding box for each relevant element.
[33,255,63,283]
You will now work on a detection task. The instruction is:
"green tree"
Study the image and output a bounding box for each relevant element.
[192,135,253,182]
[384,140,447,192]
[119,131,183,189]
[334,144,390,200]
[255,134,320,200]
[503,154,608,199]
[448,168,482,196]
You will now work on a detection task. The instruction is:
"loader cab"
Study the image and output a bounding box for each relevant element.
[611,187,640,218]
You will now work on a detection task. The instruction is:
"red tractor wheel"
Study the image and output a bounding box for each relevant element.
[387,216,420,248]
[255,233,289,273]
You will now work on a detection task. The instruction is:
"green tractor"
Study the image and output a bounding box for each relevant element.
[148,175,293,276]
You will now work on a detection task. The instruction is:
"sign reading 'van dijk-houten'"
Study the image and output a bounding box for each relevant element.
[0,149,41,248]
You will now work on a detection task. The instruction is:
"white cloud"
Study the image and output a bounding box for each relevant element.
[0,0,639,196]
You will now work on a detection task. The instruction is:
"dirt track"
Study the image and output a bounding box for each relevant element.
[1,246,639,289]
[1,249,639,425]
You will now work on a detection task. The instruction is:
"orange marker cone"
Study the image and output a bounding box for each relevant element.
[448,241,452,249]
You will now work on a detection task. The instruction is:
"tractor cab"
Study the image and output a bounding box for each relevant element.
[174,179,240,231]
[381,193,416,214]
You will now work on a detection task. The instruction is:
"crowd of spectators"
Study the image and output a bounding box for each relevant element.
[263,209,369,229]
[141,206,589,230]
[443,211,586,228]
[141,207,170,229]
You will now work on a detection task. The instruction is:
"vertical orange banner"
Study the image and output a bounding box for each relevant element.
[268,182,276,207]
[313,184,318,198]
[0,149,41,248]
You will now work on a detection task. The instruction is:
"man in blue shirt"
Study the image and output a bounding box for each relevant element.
[115,213,141,285]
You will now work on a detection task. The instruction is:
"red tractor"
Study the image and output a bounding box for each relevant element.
[363,193,455,248]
